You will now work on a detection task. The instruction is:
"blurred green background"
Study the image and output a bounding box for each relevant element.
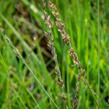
[0,0,109,109]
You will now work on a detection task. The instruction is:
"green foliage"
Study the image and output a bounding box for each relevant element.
[0,0,109,109]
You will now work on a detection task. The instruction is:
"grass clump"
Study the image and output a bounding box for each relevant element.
[0,0,109,109]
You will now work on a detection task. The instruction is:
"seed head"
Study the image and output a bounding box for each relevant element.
[62,36,70,44]
[69,48,79,65]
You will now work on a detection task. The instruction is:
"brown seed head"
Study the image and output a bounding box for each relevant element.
[62,36,70,44]
[69,48,79,65]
